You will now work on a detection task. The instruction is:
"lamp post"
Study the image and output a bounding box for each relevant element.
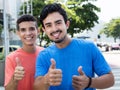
[3,0,9,59]
[30,0,33,15]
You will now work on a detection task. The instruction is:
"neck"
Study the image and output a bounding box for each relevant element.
[22,45,36,53]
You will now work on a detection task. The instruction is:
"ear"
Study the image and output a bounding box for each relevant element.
[42,27,46,32]
[66,20,70,29]
[37,28,40,35]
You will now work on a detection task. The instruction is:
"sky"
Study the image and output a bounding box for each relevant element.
[3,0,119,23]
[93,0,120,23]
[1,0,120,25]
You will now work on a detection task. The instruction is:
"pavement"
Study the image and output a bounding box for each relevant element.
[103,50,120,54]
[103,50,120,68]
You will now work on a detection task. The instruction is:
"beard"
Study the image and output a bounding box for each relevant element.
[54,35,66,43]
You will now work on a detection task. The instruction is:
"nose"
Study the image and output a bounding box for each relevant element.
[52,24,57,32]
[26,29,32,35]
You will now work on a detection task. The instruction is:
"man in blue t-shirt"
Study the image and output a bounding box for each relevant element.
[34,3,114,90]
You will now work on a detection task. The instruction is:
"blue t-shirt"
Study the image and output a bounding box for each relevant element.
[35,39,111,90]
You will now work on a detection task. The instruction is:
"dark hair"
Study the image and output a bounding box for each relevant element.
[40,3,68,27]
[16,14,38,30]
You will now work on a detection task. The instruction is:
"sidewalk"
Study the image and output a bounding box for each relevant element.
[102,51,120,68]
[103,50,120,54]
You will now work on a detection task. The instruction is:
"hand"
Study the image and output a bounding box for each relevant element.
[45,58,62,86]
[14,57,25,81]
[72,66,89,90]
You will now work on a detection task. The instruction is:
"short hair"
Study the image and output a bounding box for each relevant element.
[16,14,38,30]
[40,3,68,27]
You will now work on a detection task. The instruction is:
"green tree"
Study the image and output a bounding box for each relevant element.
[0,12,3,39]
[100,18,120,42]
[0,24,3,34]
[19,0,100,46]
[66,0,100,37]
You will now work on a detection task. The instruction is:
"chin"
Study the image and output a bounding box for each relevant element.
[54,36,66,43]
[26,43,35,46]
[54,39,63,43]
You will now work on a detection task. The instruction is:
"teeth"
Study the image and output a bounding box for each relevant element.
[53,33,59,37]
[52,31,60,38]
[26,37,32,40]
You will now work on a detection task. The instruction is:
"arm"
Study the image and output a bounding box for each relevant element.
[72,67,114,90]
[90,71,114,89]
[33,75,50,90]
[5,57,24,90]
[5,76,18,90]
[90,43,114,88]
[34,59,62,90]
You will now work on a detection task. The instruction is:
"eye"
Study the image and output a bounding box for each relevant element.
[45,24,51,28]
[20,28,26,32]
[56,20,62,25]
[29,27,36,31]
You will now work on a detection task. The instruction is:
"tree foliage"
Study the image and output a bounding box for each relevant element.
[100,18,120,42]
[66,0,100,37]
[19,0,100,46]
[0,24,3,37]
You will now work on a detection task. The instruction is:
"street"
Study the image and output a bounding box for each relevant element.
[0,50,120,90]
[103,51,120,68]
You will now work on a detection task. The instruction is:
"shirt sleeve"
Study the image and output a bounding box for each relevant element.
[91,43,111,76]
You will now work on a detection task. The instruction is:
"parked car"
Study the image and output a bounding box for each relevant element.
[95,42,110,52]
[0,45,20,60]
[110,43,120,50]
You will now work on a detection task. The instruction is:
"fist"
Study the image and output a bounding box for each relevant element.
[45,58,62,86]
[14,57,25,81]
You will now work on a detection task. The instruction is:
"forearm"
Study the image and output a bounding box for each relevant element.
[34,74,50,90]
[5,76,18,90]
[90,72,114,89]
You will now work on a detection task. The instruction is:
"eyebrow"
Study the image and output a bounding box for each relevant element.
[55,20,62,23]
[44,19,62,26]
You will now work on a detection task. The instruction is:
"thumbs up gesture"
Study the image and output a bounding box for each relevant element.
[72,66,90,90]
[45,58,62,86]
[14,57,25,81]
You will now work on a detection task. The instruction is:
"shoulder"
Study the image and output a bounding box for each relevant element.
[7,48,22,58]
[72,38,98,52]
[36,46,44,52]
[38,44,56,55]
[7,48,22,57]
[73,38,95,46]
[6,48,22,65]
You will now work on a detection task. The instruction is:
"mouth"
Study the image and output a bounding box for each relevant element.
[50,30,62,39]
[25,36,34,41]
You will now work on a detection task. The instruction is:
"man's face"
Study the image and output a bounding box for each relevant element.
[42,12,69,43]
[17,21,39,46]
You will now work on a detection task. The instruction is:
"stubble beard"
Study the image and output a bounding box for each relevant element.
[53,35,66,43]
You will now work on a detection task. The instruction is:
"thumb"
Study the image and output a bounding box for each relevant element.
[78,66,84,75]
[15,57,21,66]
[50,58,56,69]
